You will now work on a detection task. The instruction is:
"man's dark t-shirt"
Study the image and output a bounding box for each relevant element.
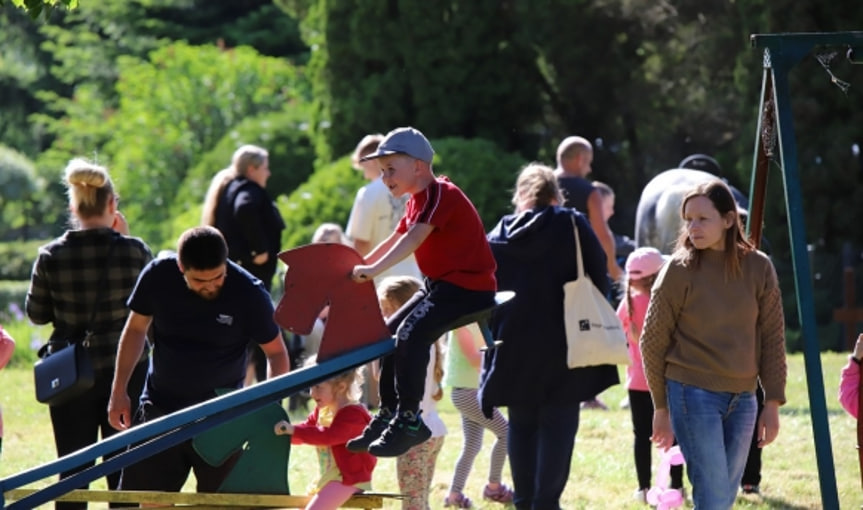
[557,175,595,217]
[127,256,279,412]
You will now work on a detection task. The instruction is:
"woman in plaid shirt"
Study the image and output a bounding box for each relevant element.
[26,158,152,510]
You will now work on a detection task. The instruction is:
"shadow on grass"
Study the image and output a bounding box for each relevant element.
[739,494,826,509]
[780,406,847,417]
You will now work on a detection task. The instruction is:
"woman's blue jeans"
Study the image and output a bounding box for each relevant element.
[667,380,757,510]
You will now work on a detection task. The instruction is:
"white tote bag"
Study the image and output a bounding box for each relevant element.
[563,217,630,368]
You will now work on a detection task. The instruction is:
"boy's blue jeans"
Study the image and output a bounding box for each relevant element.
[667,380,757,510]
[380,279,494,414]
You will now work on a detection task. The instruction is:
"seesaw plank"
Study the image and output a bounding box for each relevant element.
[4,489,390,508]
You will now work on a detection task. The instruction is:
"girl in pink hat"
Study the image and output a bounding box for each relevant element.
[617,248,685,504]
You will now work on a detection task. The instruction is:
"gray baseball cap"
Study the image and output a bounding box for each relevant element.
[359,126,434,163]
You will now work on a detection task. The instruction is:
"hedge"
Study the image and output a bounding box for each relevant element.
[0,280,30,324]
[163,109,318,251]
[0,239,44,281]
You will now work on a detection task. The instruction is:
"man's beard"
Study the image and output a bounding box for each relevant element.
[192,286,221,300]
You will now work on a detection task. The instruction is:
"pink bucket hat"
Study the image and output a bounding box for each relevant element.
[626,247,667,279]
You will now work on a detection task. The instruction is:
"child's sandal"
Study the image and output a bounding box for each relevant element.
[444,492,472,508]
[483,483,514,503]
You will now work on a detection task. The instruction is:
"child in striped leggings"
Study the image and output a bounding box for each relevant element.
[443,323,512,508]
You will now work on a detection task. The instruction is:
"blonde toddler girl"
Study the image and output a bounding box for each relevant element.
[274,362,376,510]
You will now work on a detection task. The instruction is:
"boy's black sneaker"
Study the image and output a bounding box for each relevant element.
[368,410,431,457]
[345,409,392,452]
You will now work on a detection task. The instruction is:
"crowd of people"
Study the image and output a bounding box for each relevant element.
[16,127,799,510]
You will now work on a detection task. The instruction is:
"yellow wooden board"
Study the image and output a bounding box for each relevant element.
[4,489,391,509]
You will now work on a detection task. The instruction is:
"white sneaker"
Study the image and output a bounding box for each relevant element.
[620,395,630,409]
[632,488,648,504]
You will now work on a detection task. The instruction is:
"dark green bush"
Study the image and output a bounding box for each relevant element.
[431,137,526,229]
[0,145,43,240]
[165,109,319,250]
[0,240,44,281]
[175,109,317,209]
[278,155,366,250]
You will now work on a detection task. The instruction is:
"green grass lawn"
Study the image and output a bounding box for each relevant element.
[0,351,858,509]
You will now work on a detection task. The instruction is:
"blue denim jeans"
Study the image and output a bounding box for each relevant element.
[507,402,580,510]
[667,380,757,510]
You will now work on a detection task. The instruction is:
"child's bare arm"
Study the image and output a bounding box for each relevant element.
[455,326,482,369]
[363,230,401,265]
[854,334,863,360]
[353,223,433,282]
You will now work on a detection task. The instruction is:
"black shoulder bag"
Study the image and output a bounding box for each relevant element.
[34,239,116,406]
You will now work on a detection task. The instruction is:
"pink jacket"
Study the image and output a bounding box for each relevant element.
[617,292,650,392]
[839,357,860,419]
[0,325,13,438]
[0,325,14,370]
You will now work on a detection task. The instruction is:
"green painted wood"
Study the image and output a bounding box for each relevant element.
[193,396,291,495]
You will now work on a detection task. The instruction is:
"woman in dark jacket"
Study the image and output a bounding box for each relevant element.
[480,163,619,510]
[26,159,152,510]
[202,145,286,383]
[203,145,285,292]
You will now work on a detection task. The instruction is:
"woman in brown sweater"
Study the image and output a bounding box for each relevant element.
[640,179,786,510]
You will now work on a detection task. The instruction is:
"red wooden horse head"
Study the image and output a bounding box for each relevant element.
[275,243,391,361]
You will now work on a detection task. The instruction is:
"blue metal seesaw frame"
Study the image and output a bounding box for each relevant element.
[0,239,510,509]
[747,31,863,510]
[0,338,393,509]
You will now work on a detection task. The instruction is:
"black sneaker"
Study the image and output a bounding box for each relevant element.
[368,410,431,457]
[345,409,392,452]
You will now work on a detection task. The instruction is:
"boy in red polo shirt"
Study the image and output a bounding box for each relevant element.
[346,127,497,457]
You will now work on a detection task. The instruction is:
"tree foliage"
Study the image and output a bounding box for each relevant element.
[2,0,76,19]
[0,4,57,157]
[427,138,526,229]
[278,155,366,251]
[300,0,545,164]
[5,0,863,346]
[102,42,308,246]
[0,145,41,239]
[28,41,310,246]
[163,109,318,252]
[20,0,312,242]
[294,0,772,230]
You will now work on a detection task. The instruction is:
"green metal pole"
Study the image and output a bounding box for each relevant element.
[772,57,839,510]
[751,33,848,509]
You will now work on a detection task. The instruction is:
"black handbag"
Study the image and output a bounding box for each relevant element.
[33,238,115,406]
[34,337,95,405]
